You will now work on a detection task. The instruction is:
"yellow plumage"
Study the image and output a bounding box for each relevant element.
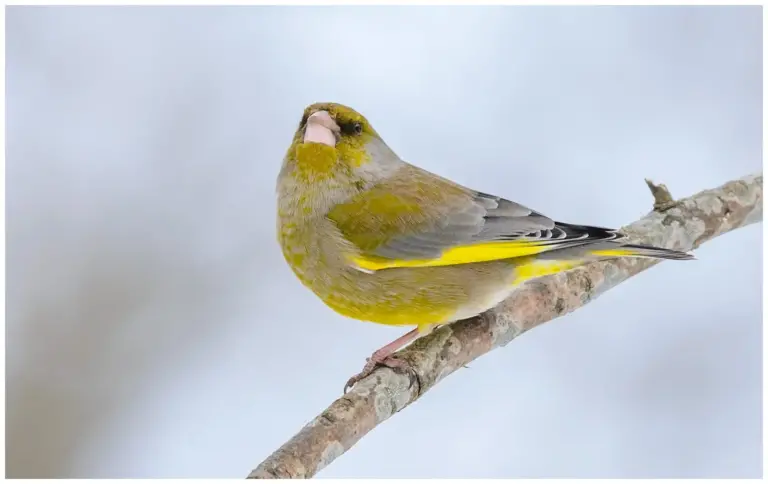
[276,102,694,389]
[350,241,558,272]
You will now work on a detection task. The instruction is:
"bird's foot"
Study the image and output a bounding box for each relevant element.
[343,350,420,394]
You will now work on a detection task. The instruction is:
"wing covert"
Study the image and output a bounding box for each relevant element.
[327,165,619,271]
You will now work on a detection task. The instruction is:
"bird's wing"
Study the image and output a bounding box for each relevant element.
[327,164,623,272]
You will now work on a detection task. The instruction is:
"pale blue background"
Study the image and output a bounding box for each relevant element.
[6,6,762,478]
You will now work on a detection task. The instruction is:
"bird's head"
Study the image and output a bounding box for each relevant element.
[286,102,400,179]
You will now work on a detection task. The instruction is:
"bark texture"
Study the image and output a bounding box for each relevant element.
[249,173,763,479]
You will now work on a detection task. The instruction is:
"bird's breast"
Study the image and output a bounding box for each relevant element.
[277,219,513,327]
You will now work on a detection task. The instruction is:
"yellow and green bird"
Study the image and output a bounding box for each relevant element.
[277,102,693,390]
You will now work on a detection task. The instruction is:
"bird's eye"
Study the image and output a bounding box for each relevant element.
[341,121,364,136]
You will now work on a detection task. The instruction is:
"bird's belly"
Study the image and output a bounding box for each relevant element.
[324,299,454,327]
[314,268,460,327]
[279,219,520,328]
[317,261,520,328]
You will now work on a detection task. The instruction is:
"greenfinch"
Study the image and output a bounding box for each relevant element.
[277,102,693,391]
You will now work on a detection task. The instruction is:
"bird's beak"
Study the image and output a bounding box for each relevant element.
[303,110,340,147]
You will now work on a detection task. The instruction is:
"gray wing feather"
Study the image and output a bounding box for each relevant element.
[370,190,563,260]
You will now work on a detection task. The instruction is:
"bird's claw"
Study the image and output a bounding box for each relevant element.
[343,358,377,393]
[343,355,421,395]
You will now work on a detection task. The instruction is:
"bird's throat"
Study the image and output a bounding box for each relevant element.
[294,142,339,181]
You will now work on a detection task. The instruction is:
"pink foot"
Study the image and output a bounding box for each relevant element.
[343,353,419,393]
[343,335,422,394]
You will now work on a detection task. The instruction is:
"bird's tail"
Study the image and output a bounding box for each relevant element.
[589,243,695,261]
[508,223,694,286]
[510,241,694,286]
[530,221,695,262]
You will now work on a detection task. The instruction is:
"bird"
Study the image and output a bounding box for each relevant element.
[276,102,693,392]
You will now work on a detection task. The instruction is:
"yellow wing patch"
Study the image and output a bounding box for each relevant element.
[349,240,560,272]
[589,249,634,257]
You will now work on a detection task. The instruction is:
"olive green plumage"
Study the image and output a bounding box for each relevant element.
[277,102,692,334]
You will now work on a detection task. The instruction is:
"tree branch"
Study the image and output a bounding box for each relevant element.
[249,173,763,479]
[644,178,678,211]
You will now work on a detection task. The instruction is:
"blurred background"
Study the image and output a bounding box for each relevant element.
[6,5,762,478]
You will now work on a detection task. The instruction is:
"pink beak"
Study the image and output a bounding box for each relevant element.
[303,110,340,147]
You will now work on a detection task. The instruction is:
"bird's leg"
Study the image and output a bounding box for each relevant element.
[343,328,422,393]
